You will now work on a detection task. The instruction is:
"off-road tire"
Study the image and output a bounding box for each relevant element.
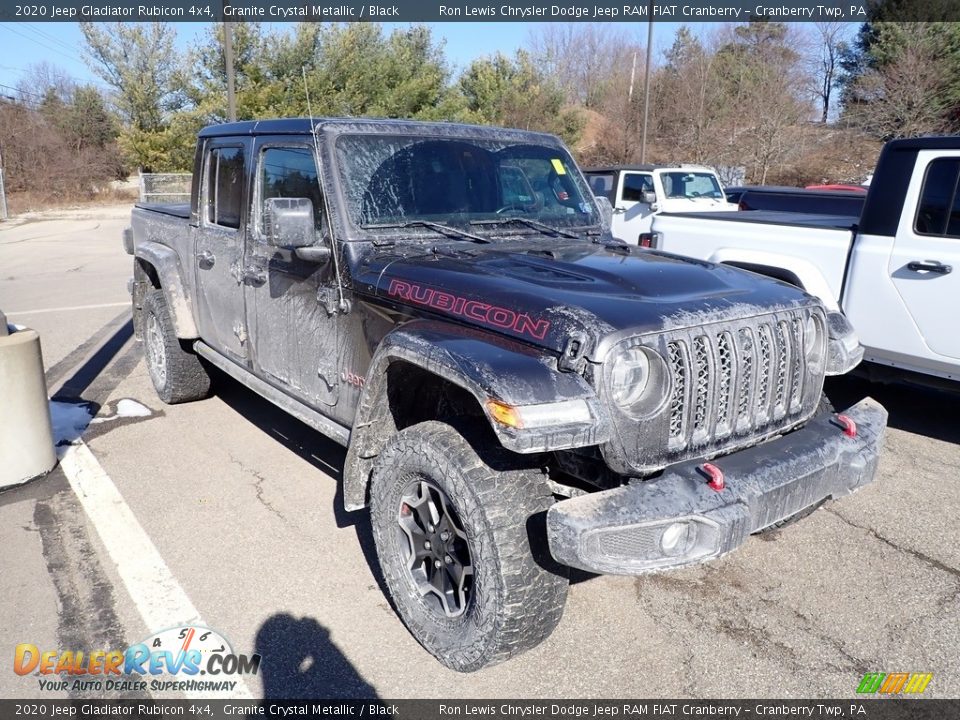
[141,288,210,404]
[369,421,568,672]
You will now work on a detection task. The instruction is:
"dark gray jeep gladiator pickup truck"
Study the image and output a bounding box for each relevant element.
[124,118,887,671]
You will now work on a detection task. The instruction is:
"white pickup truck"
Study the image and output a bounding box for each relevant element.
[584,164,737,245]
[651,136,960,385]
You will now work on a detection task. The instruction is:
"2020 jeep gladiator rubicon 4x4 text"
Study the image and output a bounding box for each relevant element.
[124,118,887,671]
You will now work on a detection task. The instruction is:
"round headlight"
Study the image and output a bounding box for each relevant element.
[804,315,825,366]
[608,345,669,418]
[610,347,650,408]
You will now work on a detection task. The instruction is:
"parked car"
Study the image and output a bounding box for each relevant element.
[125,118,885,671]
[651,136,960,386]
[584,164,737,244]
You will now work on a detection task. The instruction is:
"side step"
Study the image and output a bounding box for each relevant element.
[193,341,351,447]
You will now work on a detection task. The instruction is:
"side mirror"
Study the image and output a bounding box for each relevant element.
[263,197,317,249]
[594,196,614,230]
[641,191,658,205]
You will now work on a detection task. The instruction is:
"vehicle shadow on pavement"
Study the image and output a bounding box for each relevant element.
[824,370,960,445]
[205,368,391,599]
[255,613,379,699]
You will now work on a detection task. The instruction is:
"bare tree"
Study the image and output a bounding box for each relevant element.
[714,23,814,183]
[808,22,847,123]
[14,62,76,106]
[529,23,640,109]
[846,27,952,138]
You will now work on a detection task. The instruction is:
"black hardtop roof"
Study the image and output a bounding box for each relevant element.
[197,117,562,144]
[883,135,960,152]
[859,135,960,236]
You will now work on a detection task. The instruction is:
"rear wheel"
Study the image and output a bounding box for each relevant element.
[142,288,210,404]
[369,421,568,672]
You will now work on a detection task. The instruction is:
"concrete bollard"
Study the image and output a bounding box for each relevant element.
[0,317,57,489]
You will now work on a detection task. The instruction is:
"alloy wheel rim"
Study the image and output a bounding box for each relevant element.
[396,477,474,618]
[145,312,167,388]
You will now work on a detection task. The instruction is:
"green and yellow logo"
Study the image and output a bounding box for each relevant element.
[857,672,932,695]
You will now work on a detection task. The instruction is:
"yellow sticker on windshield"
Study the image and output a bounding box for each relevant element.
[551,159,566,175]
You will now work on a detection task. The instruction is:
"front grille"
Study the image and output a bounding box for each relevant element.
[663,309,819,452]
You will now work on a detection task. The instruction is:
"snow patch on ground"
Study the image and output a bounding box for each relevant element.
[116,399,152,418]
[90,398,153,425]
[50,401,94,445]
[50,398,152,442]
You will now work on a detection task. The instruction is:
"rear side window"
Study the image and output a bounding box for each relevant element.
[206,146,245,229]
[621,174,654,202]
[915,158,960,237]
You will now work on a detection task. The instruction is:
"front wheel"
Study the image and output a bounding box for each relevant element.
[369,421,568,672]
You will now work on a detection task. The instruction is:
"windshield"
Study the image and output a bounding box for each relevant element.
[660,172,724,200]
[335,134,600,236]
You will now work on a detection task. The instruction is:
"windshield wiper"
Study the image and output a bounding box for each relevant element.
[361,220,490,243]
[470,217,580,239]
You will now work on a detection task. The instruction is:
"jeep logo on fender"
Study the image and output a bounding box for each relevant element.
[387,279,551,341]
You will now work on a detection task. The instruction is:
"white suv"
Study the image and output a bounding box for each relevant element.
[585,164,738,245]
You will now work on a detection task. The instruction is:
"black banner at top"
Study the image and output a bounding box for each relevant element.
[0,700,959,720]
[1,0,958,23]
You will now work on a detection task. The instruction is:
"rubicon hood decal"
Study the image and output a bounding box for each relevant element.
[388,279,551,340]
[358,241,818,354]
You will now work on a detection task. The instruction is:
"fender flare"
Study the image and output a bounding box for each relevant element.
[342,320,609,511]
[709,249,841,313]
[134,241,199,339]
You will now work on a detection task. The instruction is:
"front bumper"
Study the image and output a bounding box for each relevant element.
[547,397,887,574]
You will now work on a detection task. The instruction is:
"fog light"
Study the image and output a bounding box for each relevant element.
[660,521,695,557]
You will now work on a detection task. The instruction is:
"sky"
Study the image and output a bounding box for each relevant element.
[0,20,692,102]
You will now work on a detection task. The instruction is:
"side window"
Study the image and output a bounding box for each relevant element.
[206,146,245,229]
[259,146,323,231]
[915,158,960,237]
[621,174,654,202]
[587,173,615,201]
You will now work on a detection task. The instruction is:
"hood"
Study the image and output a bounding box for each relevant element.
[354,239,817,358]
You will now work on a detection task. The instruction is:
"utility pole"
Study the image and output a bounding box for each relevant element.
[0,133,8,221]
[222,0,237,122]
[640,0,654,163]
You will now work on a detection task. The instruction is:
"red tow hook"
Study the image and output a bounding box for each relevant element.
[700,462,725,492]
[835,413,858,438]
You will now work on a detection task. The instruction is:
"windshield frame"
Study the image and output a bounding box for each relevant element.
[325,125,603,243]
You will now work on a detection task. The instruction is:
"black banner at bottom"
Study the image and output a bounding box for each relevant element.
[1,700,957,720]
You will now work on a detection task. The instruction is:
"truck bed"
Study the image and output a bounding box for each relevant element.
[134,202,191,219]
[652,211,858,311]
[662,210,858,232]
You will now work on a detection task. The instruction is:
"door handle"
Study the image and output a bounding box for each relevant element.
[907,260,952,275]
[197,250,215,269]
[241,267,266,286]
[612,207,626,214]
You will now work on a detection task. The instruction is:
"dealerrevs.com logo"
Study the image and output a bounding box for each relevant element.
[14,626,260,694]
[856,672,933,695]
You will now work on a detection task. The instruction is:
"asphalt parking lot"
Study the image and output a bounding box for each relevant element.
[1,206,958,700]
